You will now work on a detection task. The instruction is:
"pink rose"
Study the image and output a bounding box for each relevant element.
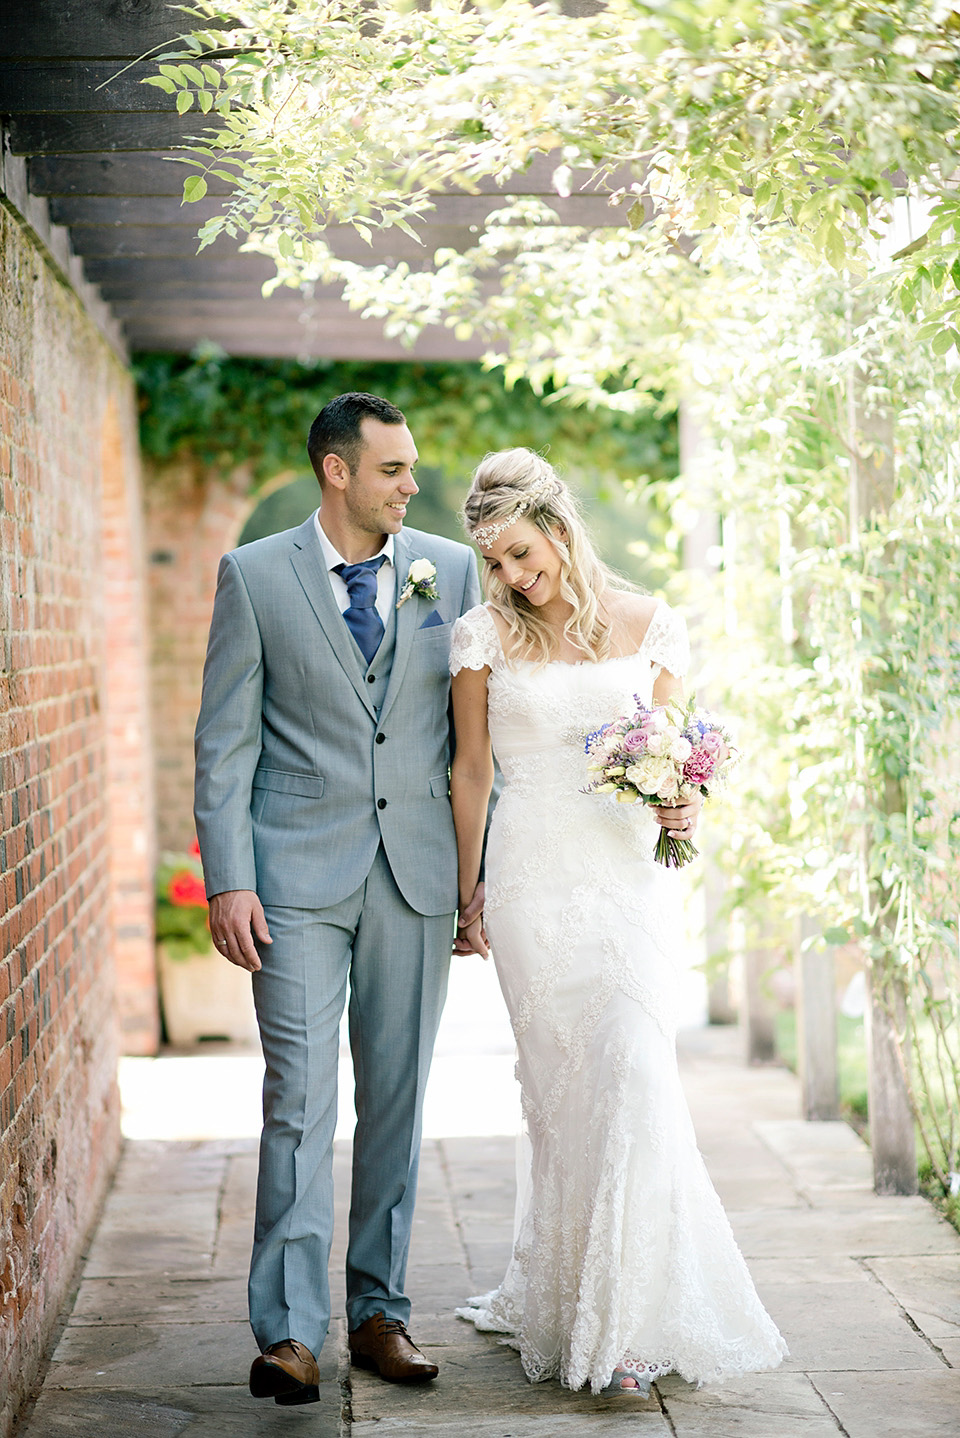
[700,730,723,754]
[683,747,717,785]
[622,728,648,752]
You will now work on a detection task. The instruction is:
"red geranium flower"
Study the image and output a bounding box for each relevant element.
[168,870,208,908]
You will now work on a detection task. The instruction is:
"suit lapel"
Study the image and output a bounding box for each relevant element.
[380,530,418,724]
[289,515,377,719]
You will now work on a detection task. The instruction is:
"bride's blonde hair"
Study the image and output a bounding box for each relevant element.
[462,448,626,666]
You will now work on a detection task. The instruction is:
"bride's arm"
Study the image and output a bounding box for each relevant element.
[652,666,703,838]
[450,664,495,956]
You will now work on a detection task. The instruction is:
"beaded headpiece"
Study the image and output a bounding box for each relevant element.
[471,476,557,549]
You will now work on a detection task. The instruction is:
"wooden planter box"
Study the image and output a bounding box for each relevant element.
[157,943,260,1047]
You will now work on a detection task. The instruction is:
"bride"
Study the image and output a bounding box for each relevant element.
[448,448,787,1395]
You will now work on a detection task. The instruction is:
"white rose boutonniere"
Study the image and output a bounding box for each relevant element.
[396,558,440,608]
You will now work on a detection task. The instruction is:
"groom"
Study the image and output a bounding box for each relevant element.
[194,393,483,1404]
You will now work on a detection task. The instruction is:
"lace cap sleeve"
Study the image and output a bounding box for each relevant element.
[645,602,690,678]
[450,604,502,676]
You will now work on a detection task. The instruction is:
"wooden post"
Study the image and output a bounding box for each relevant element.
[742,945,777,1064]
[795,915,840,1120]
[865,972,918,1193]
[733,909,777,1064]
[847,342,917,1193]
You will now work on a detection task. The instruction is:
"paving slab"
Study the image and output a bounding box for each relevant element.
[68,1275,248,1326]
[757,1280,944,1371]
[352,1416,669,1435]
[708,1174,806,1210]
[809,1370,960,1438]
[45,1320,262,1389]
[81,1226,220,1280]
[728,1203,960,1258]
[406,1263,476,1314]
[657,1371,841,1437]
[864,1254,960,1341]
[746,1256,871,1285]
[755,1118,876,1190]
[22,1384,342,1437]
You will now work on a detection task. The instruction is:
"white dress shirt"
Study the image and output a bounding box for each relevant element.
[314,509,396,623]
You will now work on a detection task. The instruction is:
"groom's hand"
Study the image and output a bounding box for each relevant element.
[454,882,487,956]
[208,890,272,972]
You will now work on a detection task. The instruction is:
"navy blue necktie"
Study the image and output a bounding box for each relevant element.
[335,557,386,666]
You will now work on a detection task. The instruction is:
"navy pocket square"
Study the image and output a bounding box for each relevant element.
[419,610,445,630]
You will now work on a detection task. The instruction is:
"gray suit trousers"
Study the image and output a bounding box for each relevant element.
[248,845,453,1353]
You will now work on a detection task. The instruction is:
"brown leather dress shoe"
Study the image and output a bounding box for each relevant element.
[348,1312,439,1383]
[249,1339,321,1405]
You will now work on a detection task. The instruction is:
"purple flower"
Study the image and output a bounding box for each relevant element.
[700,730,723,755]
[621,728,648,753]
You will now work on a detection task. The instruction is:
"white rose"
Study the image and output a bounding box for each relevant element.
[669,736,692,763]
[656,772,681,801]
[408,558,435,583]
[626,756,670,792]
[645,733,665,756]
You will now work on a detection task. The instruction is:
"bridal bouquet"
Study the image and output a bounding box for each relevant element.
[583,696,738,868]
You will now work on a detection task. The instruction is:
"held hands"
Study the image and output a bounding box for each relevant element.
[208,889,272,972]
[454,881,489,958]
[652,790,703,842]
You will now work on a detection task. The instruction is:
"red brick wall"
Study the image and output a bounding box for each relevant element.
[0,204,154,1434]
[144,459,254,852]
[101,400,159,1052]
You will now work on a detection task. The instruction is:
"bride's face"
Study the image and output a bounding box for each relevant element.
[480,518,564,608]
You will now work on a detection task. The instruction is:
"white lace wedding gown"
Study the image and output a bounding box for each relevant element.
[449,601,786,1394]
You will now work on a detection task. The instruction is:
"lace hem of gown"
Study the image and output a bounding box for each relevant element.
[457,1288,787,1394]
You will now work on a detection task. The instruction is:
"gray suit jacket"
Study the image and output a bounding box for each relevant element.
[194,515,481,916]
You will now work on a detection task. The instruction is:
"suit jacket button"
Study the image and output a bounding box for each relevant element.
[376,733,386,744]
[367,674,376,683]
[377,798,387,810]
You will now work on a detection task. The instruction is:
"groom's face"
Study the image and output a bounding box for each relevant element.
[345,418,420,538]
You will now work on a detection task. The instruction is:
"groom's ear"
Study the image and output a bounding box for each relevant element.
[321,452,350,491]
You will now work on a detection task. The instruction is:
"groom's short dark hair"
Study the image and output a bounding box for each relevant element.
[308,392,406,481]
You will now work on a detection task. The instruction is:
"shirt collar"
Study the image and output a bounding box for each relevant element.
[314,509,395,571]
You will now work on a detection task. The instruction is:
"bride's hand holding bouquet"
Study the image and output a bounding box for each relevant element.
[584,696,738,868]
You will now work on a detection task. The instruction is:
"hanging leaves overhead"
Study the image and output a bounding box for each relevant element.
[148,0,960,379]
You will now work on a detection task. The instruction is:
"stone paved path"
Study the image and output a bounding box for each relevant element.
[17,971,960,1438]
